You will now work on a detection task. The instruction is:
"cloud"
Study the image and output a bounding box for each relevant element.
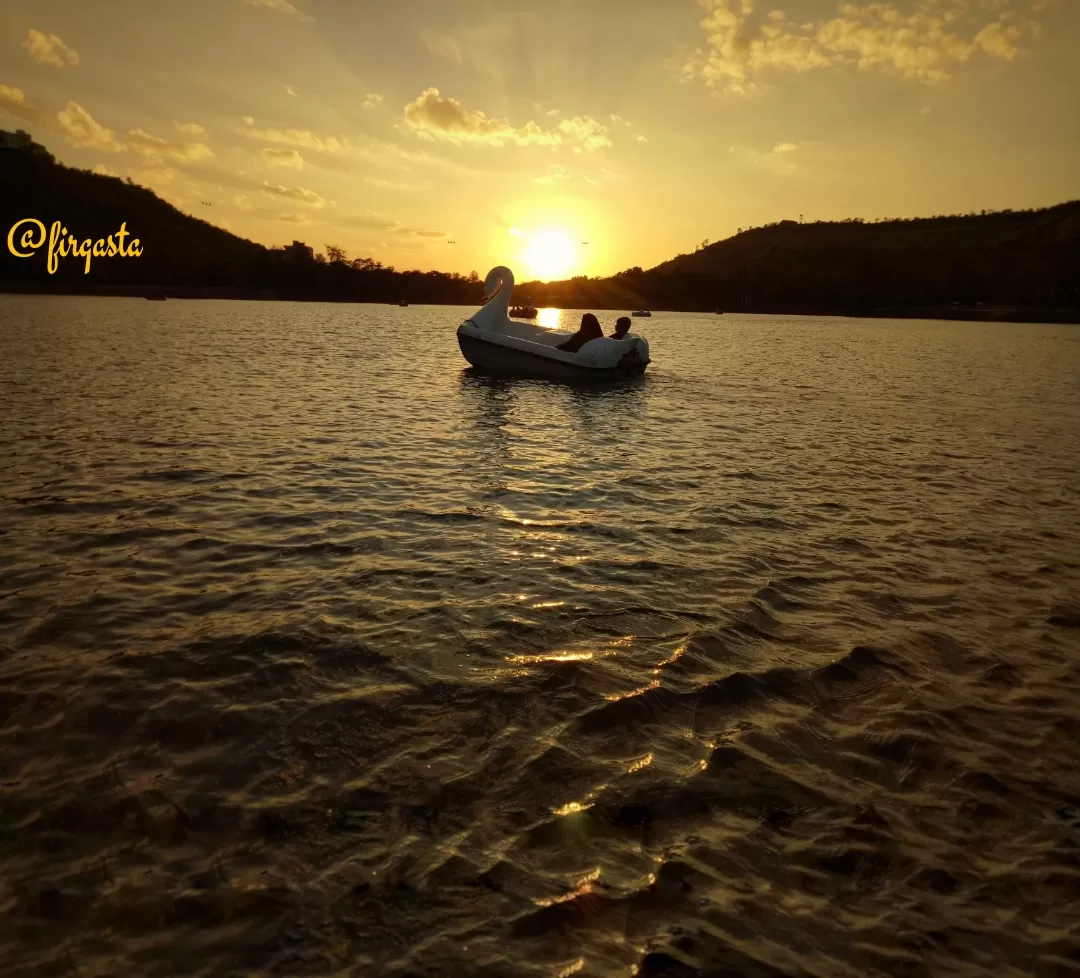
[340,211,446,237]
[262,181,329,207]
[23,30,79,68]
[128,166,181,187]
[532,164,570,185]
[729,141,801,174]
[0,84,38,122]
[557,116,612,151]
[636,134,649,144]
[403,88,611,150]
[363,93,384,109]
[421,23,519,81]
[56,102,125,152]
[263,147,304,168]
[360,174,426,191]
[685,0,1047,93]
[241,118,351,154]
[176,121,207,136]
[239,115,462,172]
[92,163,118,176]
[243,0,313,22]
[128,128,213,163]
[285,84,299,97]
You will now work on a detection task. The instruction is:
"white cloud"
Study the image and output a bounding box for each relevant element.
[556,116,612,151]
[23,30,79,68]
[128,166,180,187]
[56,102,125,152]
[262,147,304,168]
[363,93,384,109]
[241,119,351,154]
[532,164,570,185]
[403,88,611,151]
[340,210,446,237]
[128,128,213,163]
[262,181,329,207]
[92,163,118,176]
[685,0,1047,93]
[240,115,461,172]
[243,0,313,22]
[729,141,801,174]
[0,84,38,122]
[636,134,649,144]
[285,84,299,97]
[176,121,207,136]
[360,174,425,191]
[421,23,518,81]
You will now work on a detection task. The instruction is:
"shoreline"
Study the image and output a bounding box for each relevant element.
[1,285,1077,324]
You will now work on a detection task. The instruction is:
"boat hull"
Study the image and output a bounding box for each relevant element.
[457,331,646,380]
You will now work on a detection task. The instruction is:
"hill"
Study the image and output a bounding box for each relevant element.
[2,131,1077,321]
[521,206,1080,321]
[0,132,479,304]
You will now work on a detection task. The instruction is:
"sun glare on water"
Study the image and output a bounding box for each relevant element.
[521,228,578,281]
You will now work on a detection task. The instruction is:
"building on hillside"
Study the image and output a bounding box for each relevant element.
[0,129,53,160]
[284,240,314,262]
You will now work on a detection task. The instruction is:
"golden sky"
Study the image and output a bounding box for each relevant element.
[2,0,1077,280]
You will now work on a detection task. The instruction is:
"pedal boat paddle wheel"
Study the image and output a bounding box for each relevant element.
[457,266,650,380]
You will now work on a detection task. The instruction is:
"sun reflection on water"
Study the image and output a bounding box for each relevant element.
[537,308,562,329]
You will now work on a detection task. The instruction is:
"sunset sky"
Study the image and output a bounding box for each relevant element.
[1,0,1077,280]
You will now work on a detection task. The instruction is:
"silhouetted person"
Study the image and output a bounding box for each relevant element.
[557,313,603,353]
[610,316,631,339]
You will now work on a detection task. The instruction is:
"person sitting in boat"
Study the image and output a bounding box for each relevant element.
[610,316,631,340]
[556,313,603,353]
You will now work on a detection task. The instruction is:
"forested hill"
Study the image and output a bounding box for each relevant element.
[0,138,480,304]
[2,133,1078,321]
[521,204,1080,320]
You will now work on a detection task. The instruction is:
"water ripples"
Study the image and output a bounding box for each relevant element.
[1,297,1079,977]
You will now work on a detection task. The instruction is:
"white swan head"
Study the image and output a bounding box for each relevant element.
[483,265,515,303]
[468,266,516,332]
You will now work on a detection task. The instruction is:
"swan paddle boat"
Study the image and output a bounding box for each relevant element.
[457,266,650,380]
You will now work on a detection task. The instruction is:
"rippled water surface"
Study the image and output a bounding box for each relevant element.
[2,296,1080,978]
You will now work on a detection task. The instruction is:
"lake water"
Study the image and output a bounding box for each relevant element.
[1,296,1079,978]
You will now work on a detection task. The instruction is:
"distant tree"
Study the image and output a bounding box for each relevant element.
[326,244,347,263]
[468,270,480,283]
[314,253,326,263]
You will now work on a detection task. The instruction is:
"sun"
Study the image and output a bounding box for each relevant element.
[521,228,579,281]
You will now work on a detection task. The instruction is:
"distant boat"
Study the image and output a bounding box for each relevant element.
[398,299,409,307]
[714,309,724,314]
[510,304,538,318]
[145,293,167,301]
[632,309,651,317]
